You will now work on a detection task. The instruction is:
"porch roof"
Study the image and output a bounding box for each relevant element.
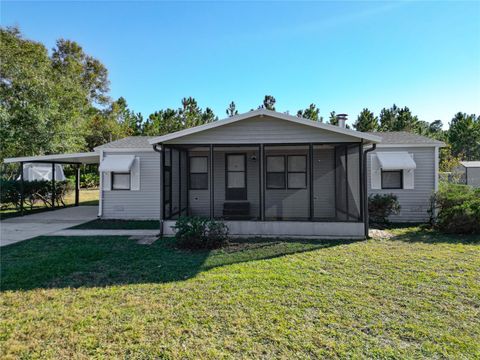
[3,152,100,164]
[148,109,382,145]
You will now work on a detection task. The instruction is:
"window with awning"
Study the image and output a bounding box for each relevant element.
[100,155,140,191]
[371,152,416,190]
[99,155,135,172]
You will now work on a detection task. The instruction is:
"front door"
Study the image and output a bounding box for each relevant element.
[226,154,247,200]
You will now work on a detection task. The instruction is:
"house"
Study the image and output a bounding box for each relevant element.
[366,132,444,222]
[4,109,444,238]
[453,161,480,187]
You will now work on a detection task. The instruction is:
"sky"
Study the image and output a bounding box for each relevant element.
[2,1,479,127]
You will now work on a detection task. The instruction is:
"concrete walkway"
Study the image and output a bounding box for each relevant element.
[0,206,98,247]
[50,229,159,236]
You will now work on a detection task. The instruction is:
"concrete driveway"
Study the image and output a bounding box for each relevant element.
[0,206,98,247]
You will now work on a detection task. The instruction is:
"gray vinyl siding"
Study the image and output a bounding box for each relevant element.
[102,150,160,220]
[368,147,436,222]
[166,116,359,144]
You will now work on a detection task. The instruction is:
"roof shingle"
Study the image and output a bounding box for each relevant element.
[366,131,445,146]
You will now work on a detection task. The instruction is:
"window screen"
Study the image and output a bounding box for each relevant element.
[382,170,403,189]
[112,173,130,190]
[287,155,307,189]
[189,157,208,190]
[266,156,286,189]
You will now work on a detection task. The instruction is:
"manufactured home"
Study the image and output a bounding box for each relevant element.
[4,109,444,238]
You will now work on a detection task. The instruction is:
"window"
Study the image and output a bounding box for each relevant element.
[189,156,208,190]
[227,154,246,189]
[112,172,130,190]
[287,155,307,189]
[266,156,286,189]
[381,170,403,189]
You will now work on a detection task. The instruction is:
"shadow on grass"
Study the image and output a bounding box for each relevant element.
[389,226,480,245]
[0,236,357,291]
[71,219,159,230]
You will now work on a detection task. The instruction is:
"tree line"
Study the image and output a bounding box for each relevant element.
[1,27,478,172]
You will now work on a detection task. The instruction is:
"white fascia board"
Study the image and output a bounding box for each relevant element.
[148,109,383,145]
[100,148,154,153]
[3,152,100,164]
[375,144,443,148]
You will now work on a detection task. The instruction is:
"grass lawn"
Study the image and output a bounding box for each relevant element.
[0,189,99,219]
[1,227,479,358]
[71,219,159,230]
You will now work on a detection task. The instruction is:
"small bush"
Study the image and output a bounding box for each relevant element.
[0,179,72,210]
[368,193,401,224]
[80,173,99,189]
[432,183,480,234]
[173,216,229,250]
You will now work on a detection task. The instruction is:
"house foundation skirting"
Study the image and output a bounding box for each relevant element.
[163,220,365,239]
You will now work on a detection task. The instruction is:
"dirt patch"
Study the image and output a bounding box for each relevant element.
[369,229,395,239]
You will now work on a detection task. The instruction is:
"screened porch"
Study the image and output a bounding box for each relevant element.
[160,143,364,224]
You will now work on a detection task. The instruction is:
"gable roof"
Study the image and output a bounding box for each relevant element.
[95,136,157,150]
[366,131,445,146]
[148,109,382,145]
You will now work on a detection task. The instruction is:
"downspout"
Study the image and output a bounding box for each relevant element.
[98,149,104,218]
[153,143,164,238]
[363,143,376,238]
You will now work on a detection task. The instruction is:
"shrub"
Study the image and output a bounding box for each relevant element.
[80,173,99,189]
[432,183,480,234]
[0,179,72,210]
[368,193,401,224]
[173,216,229,250]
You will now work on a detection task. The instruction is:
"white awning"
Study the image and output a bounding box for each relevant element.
[376,152,416,170]
[99,155,135,172]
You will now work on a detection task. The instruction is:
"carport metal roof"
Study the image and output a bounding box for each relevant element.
[3,152,100,164]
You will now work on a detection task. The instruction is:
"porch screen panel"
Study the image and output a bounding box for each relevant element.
[171,149,180,219]
[347,145,361,221]
[163,147,172,219]
[335,146,348,221]
[180,150,188,216]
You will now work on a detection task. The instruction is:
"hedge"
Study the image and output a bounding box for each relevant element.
[0,179,72,210]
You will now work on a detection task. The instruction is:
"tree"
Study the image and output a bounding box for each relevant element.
[226,101,238,117]
[379,104,420,132]
[51,38,110,105]
[142,98,217,136]
[110,97,143,136]
[297,104,322,122]
[439,144,462,173]
[353,108,378,132]
[260,95,276,111]
[329,111,338,126]
[447,112,480,160]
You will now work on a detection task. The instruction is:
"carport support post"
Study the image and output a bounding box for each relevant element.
[75,164,80,206]
[20,162,24,216]
[51,162,56,209]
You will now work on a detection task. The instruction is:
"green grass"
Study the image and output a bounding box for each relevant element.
[1,227,479,358]
[71,219,159,230]
[0,189,99,219]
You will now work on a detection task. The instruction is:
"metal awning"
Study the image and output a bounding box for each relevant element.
[376,152,416,170]
[3,152,100,164]
[98,155,135,172]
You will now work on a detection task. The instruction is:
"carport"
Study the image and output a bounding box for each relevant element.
[3,152,100,215]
